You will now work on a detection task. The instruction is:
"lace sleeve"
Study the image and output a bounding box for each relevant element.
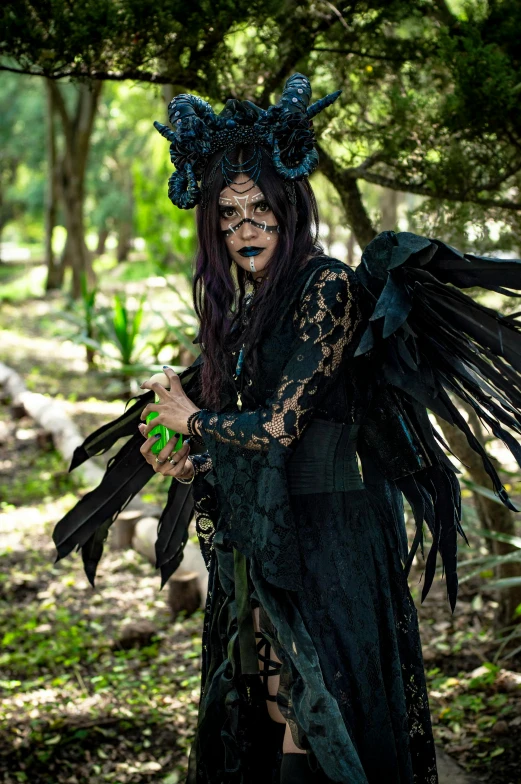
[190,451,213,478]
[197,266,361,451]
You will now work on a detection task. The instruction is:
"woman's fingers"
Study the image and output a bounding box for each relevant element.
[149,381,171,401]
[140,432,161,459]
[157,435,189,464]
[140,403,161,421]
[163,367,182,391]
[141,416,166,439]
[138,426,193,478]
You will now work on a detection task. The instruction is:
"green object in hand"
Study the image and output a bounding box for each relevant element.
[145,372,183,455]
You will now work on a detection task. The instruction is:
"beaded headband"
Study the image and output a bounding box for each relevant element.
[153,73,341,210]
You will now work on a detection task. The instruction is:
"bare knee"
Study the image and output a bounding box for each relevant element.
[283,723,306,754]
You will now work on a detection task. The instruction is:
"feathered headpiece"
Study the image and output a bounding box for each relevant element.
[153,73,341,209]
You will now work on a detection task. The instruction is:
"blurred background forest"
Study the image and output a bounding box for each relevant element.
[1,1,521,783]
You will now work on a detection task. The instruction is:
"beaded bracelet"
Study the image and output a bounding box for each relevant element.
[186,410,205,445]
[176,456,195,484]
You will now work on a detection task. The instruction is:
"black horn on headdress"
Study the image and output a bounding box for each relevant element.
[307,90,342,120]
[269,73,320,180]
[167,94,219,129]
[167,166,200,210]
[154,94,218,208]
[278,73,313,114]
[272,141,319,180]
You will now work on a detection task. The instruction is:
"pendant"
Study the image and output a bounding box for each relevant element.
[237,391,242,411]
[236,345,244,377]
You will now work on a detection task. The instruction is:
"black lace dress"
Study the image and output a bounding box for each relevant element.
[186,256,438,784]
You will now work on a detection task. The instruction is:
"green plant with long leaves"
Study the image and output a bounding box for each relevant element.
[59,273,102,369]
[98,292,147,377]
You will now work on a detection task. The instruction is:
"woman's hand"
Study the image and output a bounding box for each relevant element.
[138,424,195,479]
[139,366,201,436]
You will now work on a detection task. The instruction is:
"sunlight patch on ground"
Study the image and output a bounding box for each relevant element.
[0,329,87,371]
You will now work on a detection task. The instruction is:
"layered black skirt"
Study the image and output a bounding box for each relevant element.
[186,484,438,784]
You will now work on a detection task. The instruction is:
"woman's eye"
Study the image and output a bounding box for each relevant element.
[220,208,236,219]
[255,201,271,213]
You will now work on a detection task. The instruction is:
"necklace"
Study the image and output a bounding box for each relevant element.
[233,289,257,410]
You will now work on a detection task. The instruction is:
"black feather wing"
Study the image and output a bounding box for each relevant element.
[53,432,154,568]
[53,355,203,584]
[355,231,521,611]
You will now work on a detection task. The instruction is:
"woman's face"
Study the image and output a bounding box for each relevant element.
[219,175,279,279]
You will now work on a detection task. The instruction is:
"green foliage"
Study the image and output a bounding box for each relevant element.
[427,662,515,765]
[132,135,197,268]
[3,0,521,262]
[103,292,145,368]
[1,606,101,676]
[0,527,204,782]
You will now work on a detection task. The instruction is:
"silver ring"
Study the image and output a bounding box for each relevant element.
[155,456,166,465]
[167,456,178,465]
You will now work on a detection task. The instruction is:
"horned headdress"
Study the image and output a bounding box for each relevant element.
[153,73,341,209]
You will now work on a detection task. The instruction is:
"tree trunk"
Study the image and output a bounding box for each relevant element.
[48,80,102,298]
[347,231,356,267]
[435,409,521,627]
[44,79,63,291]
[317,144,377,249]
[379,188,401,232]
[116,222,132,263]
[116,168,134,263]
[96,226,109,255]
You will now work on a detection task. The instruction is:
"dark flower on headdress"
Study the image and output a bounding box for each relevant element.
[272,112,315,168]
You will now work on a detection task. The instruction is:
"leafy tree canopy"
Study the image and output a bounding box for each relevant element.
[2,0,521,248]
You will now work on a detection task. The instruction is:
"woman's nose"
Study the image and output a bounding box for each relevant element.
[239,218,257,241]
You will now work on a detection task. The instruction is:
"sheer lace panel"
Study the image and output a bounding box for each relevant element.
[197,267,361,452]
[192,465,218,569]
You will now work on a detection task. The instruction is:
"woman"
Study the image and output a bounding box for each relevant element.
[53,73,521,784]
[136,80,438,783]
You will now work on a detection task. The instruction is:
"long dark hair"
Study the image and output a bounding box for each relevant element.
[193,144,323,409]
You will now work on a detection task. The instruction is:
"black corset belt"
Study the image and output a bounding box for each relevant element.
[286,417,364,494]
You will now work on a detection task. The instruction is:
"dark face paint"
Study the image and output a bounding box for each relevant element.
[221,217,279,239]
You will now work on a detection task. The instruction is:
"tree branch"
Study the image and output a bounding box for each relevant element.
[317,144,376,248]
[256,5,340,108]
[0,63,177,84]
[429,0,459,28]
[352,167,521,212]
[311,47,407,63]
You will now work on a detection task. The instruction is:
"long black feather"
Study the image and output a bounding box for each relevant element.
[69,392,153,471]
[53,432,154,562]
[81,518,113,588]
[155,480,195,588]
